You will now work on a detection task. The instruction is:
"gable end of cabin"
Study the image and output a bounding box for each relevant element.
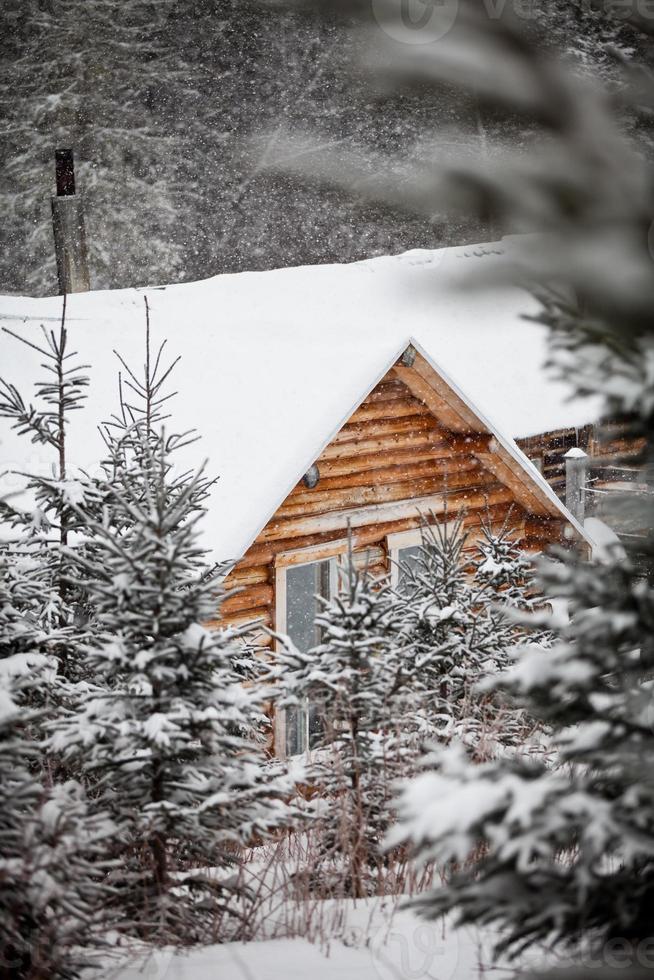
[215,348,583,661]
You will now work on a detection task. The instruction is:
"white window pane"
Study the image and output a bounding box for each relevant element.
[286,562,319,654]
[397,543,421,592]
[284,559,332,755]
[285,705,307,757]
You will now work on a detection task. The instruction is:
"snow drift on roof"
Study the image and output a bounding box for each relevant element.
[0,240,601,562]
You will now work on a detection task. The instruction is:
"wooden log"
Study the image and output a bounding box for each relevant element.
[523,516,567,541]
[330,414,440,446]
[392,363,483,435]
[593,442,645,462]
[445,433,494,455]
[223,564,270,588]
[411,356,491,432]
[240,530,354,569]
[207,606,273,630]
[392,365,465,433]
[277,470,495,520]
[519,535,565,553]
[318,429,491,463]
[262,485,515,543]
[364,380,407,403]
[319,429,451,460]
[475,447,553,517]
[518,426,574,445]
[288,457,483,499]
[348,398,431,424]
[275,540,388,570]
[220,584,273,616]
[238,499,523,570]
[315,448,479,480]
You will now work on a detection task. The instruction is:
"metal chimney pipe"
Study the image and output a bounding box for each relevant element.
[564,447,588,524]
[51,148,90,294]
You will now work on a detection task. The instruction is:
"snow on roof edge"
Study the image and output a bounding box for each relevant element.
[226,339,413,566]
[0,237,602,562]
[409,338,594,547]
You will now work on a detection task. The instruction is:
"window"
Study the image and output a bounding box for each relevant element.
[275,543,385,757]
[387,529,424,592]
[286,561,331,656]
[276,556,337,756]
[396,544,421,592]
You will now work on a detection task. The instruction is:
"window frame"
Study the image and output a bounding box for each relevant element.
[273,543,343,758]
[387,528,424,588]
[274,538,396,756]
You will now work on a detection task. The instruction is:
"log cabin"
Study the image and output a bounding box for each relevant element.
[216,337,595,754]
[0,237,642,755]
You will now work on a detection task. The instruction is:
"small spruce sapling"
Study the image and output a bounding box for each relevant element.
[390,544,654,958]
[0,545,115,980]
[273,545,412,898]
[0,297,97,719]
[52,319,299,942]
[393,516,498,738]
[394,513,543,753]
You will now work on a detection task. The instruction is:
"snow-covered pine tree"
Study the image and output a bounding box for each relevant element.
[336,4,654,966]
[468,518,552,752]
[272,545,414,898]
[390,541,654,959]
[472,518,535,611]
[470,517,552,670]
[393,513,545,755]
[52,329,299,943]
[0,537,115,980]
[0,300,100,745]
[393,516,500,740]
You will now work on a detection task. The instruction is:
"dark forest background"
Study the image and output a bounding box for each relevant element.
[0,0,647,295]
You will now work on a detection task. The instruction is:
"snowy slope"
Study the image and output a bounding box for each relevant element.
[0,241,601,563]
[109,903,517,980]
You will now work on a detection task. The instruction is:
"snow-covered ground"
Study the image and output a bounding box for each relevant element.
[107,901,521,980]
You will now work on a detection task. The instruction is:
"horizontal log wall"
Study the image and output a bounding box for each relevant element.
[517,417,646,501]
[217,374,569,640]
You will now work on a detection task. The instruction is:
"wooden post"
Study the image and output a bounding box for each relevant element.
[51,148,90,294]
[564,447,588,523]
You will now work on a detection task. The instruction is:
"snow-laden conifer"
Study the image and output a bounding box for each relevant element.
[0,544,115,980]
[272,547,413,898]
[51,323,299,942]
[393,514,544,753]
[472,520,533,604]
[393,516,480,710]
[470,518,550,669]
[390,543,654,956]
[0,300,98,721]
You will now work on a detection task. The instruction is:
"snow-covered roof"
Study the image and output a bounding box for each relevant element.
[0,240,601,562]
